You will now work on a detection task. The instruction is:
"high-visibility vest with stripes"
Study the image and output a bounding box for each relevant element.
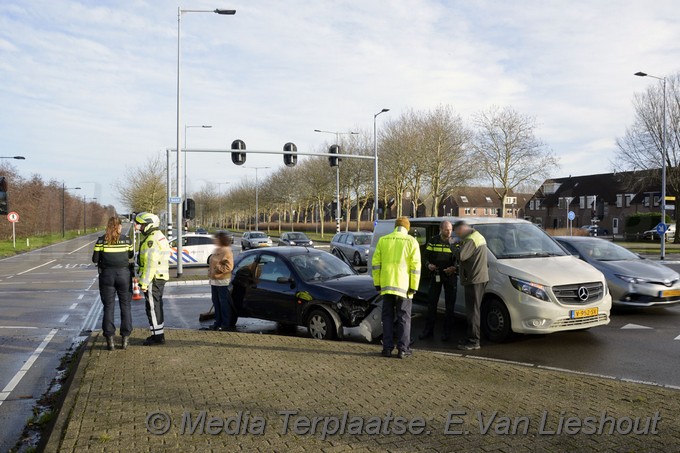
[372,227,421,298]
[138,229,171,286]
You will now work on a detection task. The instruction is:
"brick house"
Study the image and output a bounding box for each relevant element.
[438,187,532,218]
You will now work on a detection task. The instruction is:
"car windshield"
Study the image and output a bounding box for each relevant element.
[474,223,566,259]
[354,234,372,245]
[569,240,639,261]
[289,252,355,281]
[250,232,267,239]
[288,233,308,240]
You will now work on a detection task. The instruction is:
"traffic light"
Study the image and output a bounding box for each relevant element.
[231,139,246,165]
[184,198,196,220]
[283,142,297,167]
[328,145,341,167]
[0,177,7,215]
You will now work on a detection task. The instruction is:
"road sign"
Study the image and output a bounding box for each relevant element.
[665,196,676,201]
[656,222,669,235]
[667,204,676,211]
[7,211,19,223]
[169,197,182,204]
[567,211,575,221]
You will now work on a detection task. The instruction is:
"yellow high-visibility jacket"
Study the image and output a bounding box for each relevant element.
[137,229,170,289]
[372,226,421,298]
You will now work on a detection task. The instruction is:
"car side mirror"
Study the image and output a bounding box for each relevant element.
[357,267,367,274]
[276,276,294,285]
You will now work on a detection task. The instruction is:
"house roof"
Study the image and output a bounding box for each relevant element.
[443,186,533,208]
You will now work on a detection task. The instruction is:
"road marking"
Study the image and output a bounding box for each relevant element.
[0,326,39,329]
[69,303,78,309]
[17,259,56,276]
[59,315,69,323]
[68,240,96,255]
[81,295,102,332]
[0,328,58,407]
[77,294,84,300]
[164,293,212,299]
[675,334,680,340]
[621,323,653,330]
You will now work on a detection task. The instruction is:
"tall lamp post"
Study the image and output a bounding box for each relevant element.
[314,129,359,232]
[0,156,26,160]
[184,124,212,197]
[175,7,235,276]
[373,109,389,223]
[83,197,97,233]
[245,167,270,231]
[62,184,81,237]
[635,71,668,259]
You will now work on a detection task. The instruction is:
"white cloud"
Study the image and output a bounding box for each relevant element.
[0,0,679,210]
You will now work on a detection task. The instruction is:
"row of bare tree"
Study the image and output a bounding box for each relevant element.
[0,162,113,240]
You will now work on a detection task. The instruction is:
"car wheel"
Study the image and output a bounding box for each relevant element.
[353,252,362,266]
[482,298,512,343]
[242,242,248,250]
[307,309,336,340]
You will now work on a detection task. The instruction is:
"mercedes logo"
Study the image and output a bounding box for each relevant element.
[577,286,589,301]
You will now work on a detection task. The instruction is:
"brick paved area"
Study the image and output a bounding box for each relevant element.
[47,330,680,452]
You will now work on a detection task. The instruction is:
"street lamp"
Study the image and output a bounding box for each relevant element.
[314,129,359,232]
[62,184,81,237]
[373,109,389,223]
[0,156,26,160]
[635,71,668,259]
[184,124,212,197]
[175,7,235,276]
[83,197,97,233]
[245,167,269,231]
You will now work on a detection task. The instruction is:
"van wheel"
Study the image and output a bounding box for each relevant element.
[482,298,512,343]
[307,309,336,340]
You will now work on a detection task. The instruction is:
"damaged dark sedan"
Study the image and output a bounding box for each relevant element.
[230,247,381,340]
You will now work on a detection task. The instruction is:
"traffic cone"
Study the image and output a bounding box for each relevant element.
[132,278,143,301]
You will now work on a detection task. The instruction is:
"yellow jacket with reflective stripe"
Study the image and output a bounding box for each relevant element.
[372,226,421,298]
[92,235,134,269]
[137,229,170,287]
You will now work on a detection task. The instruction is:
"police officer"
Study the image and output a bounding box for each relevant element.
[134,212,171,346]
[453,220,489,350]
[372,216,421,359]
[92,216,134,351]
[419,220,457,341]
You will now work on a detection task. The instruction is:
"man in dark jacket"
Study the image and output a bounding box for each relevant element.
[453,220,489,350]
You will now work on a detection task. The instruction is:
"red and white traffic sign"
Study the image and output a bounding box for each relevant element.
[7,212,19,223]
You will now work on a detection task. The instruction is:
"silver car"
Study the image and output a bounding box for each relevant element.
[241,231,273,250]
[330,232,373,266]
[555,236,680,307]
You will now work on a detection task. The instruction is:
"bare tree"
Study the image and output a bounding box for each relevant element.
[472,106,558,217]
[115,153,167,214]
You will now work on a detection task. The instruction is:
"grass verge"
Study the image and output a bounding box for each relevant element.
[0,230,100,258]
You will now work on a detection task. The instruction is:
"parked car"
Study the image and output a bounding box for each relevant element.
[330,231,373,266]
[555,236,680,307]
[168,233,215,267]
[241,231,273,250]
[278,232,314,247]
[230,247,380,340]
[370,217,612,342]
[642,224,676,241]
[195,227,208,234]
[580,225,609,236]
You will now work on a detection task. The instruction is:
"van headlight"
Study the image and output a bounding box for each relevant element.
[509,277,550,301]
[615,274,647,284]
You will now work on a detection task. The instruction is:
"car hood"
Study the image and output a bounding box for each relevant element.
[496,255,604,286]
[311,274,379,301]
[593,259,680,282]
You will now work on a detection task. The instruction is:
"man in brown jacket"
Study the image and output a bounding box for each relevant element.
[207,232,234,331]
[453,220,489,350]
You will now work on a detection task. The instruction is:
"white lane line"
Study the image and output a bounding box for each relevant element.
[0,326,39,329]
[77,294,84,300]
[17,259,56,276]
[0,328,58,407]
[59,315,69,323]
[674,334,680,340]
[69,303,78,310]
[68,240,97,255]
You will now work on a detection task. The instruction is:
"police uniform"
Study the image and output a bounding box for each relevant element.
[135,213,171,345]
[421,233,458,340]
[372,217,421,358]
[92,233,134,347]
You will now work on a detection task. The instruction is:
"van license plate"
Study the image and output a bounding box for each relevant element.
[660,289,680,297]
[570,308,598,319]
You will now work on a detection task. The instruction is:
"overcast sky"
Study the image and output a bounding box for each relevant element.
[1,0,678,211]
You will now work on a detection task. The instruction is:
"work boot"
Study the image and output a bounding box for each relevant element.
[397,349,412,359]
[143,334,165,346]
[121,336,129,350]
[105,337,114,351]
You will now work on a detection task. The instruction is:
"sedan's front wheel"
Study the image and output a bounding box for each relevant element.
[307,309,336,340]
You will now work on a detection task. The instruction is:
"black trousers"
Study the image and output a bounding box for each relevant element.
[144,279,166,337]
[424,276,457,334]
[99,267,132,337]
[381,294,412,352]
[464,283,486,345]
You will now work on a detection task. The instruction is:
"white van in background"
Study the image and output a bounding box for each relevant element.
[370,217,612,342]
